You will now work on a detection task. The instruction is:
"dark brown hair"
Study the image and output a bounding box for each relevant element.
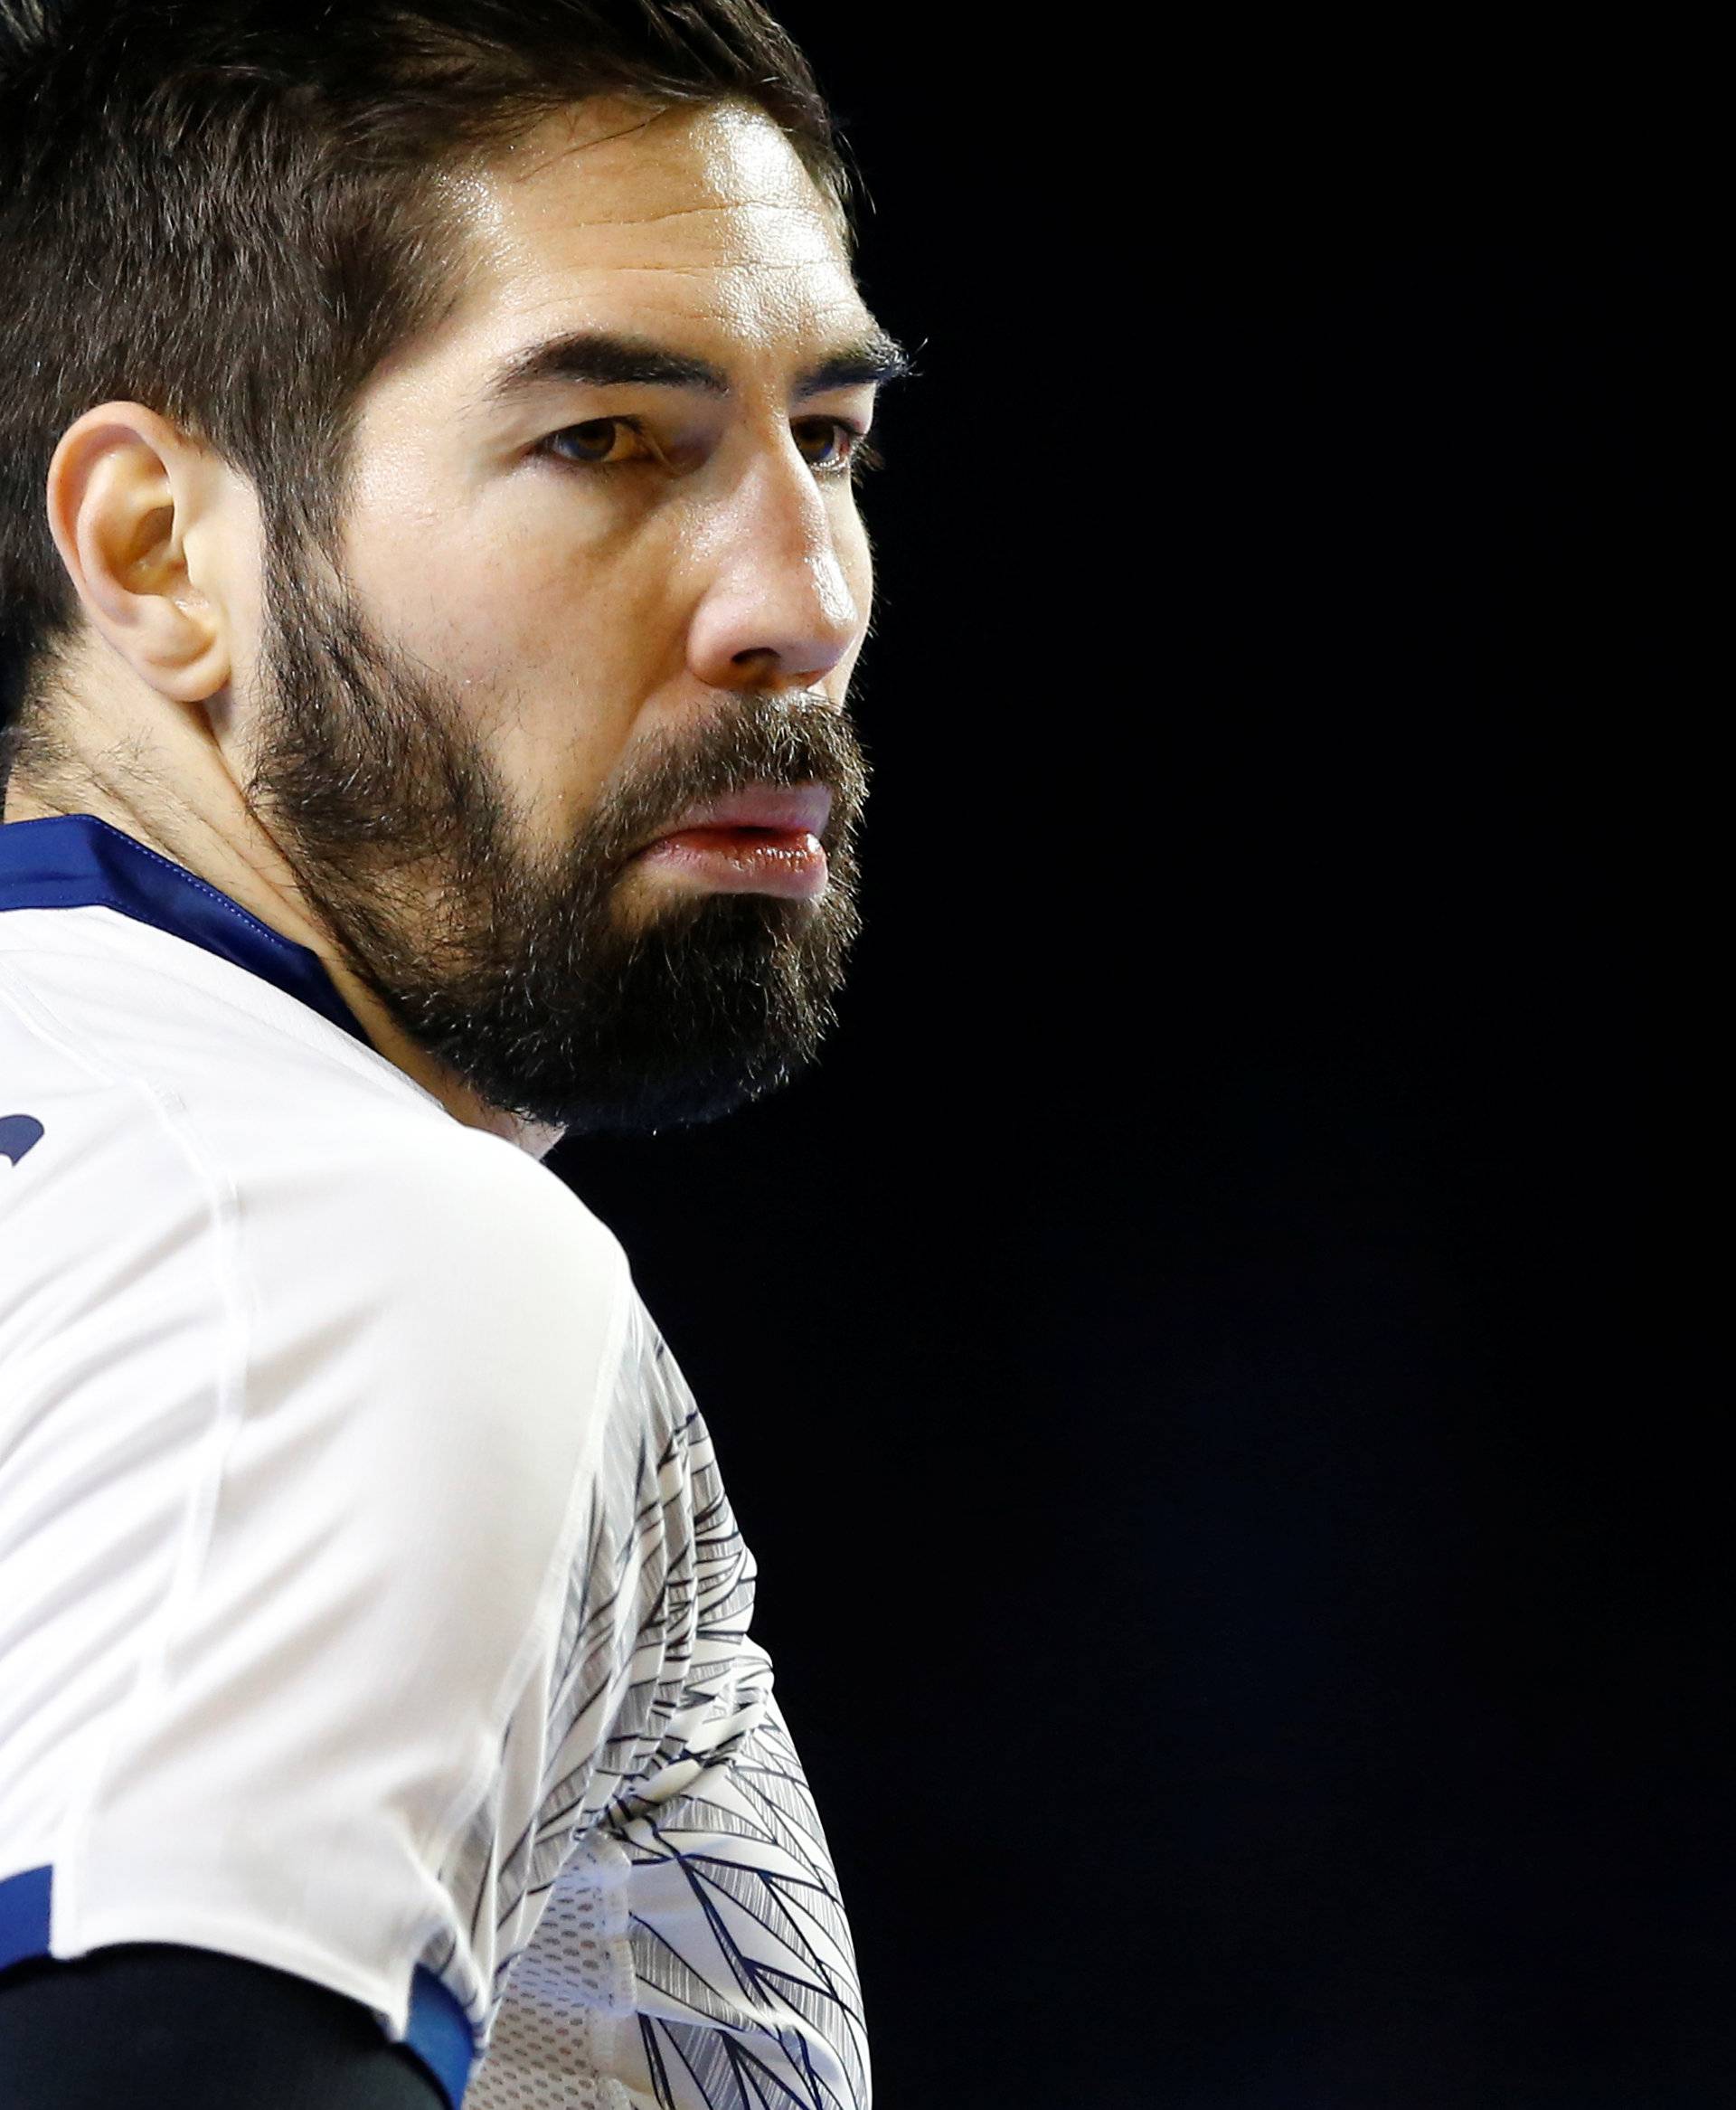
[0,0,859,781]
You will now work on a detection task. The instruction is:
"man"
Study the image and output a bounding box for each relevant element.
[0,4,912,2104]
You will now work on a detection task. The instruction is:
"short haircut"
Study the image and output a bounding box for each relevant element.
[0,0,857,781]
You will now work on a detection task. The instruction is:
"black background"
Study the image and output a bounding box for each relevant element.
[549,28,1715,2110]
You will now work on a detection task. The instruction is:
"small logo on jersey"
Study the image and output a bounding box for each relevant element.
[0,1114,45,1169]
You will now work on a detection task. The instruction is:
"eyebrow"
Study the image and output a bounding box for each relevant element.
[482,322,917,409]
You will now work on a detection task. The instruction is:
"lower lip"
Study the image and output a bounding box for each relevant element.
[632,826,830,899]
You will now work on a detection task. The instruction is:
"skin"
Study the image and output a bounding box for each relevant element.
[3,96,888,1160]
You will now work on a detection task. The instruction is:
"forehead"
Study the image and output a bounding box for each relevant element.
[435,97,865,376]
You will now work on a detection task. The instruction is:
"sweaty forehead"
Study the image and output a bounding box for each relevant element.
[438,98,857,361]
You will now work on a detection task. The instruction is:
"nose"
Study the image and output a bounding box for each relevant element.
[684,448,866,697]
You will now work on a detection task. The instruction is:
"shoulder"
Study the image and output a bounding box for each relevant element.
[1,902,641,1446]
[241,1110,637,1424]
[5,974,635,1456]
[320,1110,627,1293]
[233,1119,641,1621]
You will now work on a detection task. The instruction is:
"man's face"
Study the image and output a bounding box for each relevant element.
[243,98,892,1135]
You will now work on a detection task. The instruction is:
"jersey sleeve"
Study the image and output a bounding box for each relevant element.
[462,1304,870,2110]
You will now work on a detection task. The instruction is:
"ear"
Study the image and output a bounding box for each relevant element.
[44,402,234,705]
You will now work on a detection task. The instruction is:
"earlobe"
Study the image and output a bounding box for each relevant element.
[45,405,232,705]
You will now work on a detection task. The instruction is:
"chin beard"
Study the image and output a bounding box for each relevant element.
[392,877,864,1136]
[244,541,870,1137]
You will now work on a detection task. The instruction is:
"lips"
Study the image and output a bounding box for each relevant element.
[628,781,836,900]
[653,783,835,844]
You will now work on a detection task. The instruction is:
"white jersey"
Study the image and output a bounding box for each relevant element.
[0,813,868,2110]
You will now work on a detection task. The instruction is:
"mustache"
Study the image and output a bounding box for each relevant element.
[588,695,871,872]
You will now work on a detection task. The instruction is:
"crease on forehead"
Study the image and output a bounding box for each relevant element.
[462,97,841,261]
[430,133,850,367]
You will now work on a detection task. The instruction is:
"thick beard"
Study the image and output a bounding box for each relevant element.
[241,535,869,1136]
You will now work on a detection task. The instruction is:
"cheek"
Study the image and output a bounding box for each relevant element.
[341,436,567,679]
[352,515,579,695]
[415,547,646,802]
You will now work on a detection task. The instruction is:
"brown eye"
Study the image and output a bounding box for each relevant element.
[797,420,886,480]
[542,418,638,468]
[796,419,853,470]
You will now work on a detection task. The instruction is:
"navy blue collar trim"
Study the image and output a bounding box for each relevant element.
[0,814,375,1054]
